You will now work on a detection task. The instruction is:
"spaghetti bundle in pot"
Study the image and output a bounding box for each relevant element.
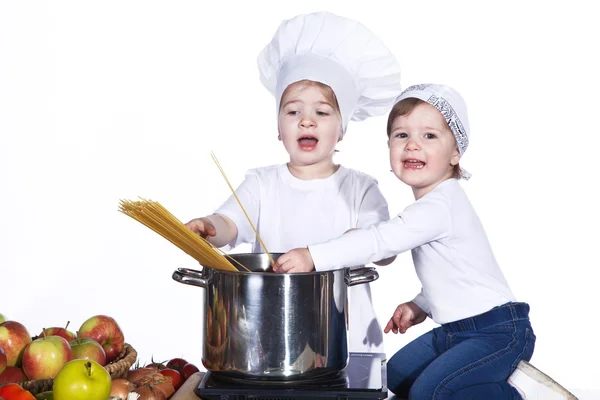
[118,198,248,272]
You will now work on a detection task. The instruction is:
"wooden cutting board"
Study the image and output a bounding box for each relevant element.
[170,372,206,400]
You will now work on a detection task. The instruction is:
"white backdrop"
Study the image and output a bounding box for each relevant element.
[1,1,598,397]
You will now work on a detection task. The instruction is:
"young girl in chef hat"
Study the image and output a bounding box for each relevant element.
[275,84,576,399]
[186,12,401,353]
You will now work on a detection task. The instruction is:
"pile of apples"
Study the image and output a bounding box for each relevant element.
[0,313,125,400]
[1,313,201,400]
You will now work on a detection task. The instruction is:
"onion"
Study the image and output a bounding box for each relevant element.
[127,367,158,383]
[135,373,175,399]
[125,370,175,400]
[110,378,134,399]
[132,384,166,400]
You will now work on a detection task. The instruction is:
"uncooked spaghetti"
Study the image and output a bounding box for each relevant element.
[210,151,276,266]
[118,198,249,272]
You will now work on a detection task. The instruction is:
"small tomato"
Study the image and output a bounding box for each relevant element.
[181,363,199,381]
[165,358,187,373]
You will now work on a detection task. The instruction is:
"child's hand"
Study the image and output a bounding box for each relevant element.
[384,301,427,334]
[185,217,217,238]
[272,248,315,273]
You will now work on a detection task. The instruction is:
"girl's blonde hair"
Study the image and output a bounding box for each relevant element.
[279,80,341,114]
[387,98,462,180]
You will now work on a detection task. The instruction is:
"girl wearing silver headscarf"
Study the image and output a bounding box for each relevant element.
[276,84,576,400]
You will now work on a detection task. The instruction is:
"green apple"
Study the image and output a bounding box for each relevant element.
[0,314,6,323]
[53,359,111,400]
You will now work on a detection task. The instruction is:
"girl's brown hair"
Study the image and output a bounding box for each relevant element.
[387,98,462,179]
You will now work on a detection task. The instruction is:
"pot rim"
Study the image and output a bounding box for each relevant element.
[201,265,346,276]
[203,252,352,276]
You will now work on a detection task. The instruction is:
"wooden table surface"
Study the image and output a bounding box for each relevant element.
[171,372,205,400]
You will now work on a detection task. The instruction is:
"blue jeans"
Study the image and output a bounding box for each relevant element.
[387,302,535,400]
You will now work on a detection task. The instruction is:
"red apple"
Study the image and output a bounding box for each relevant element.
[39,321,75,342]
[0,321,32,366]
[0,366,26,383]
[70,338,107,366]
[77,315,124,363]
[22,335,72,380]
[0,345,6,374]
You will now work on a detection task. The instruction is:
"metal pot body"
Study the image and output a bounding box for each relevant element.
[172,253,378,381]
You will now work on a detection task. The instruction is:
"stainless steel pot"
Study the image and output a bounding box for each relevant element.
[172,253,378,381]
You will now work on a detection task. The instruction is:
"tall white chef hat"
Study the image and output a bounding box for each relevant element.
[257,11,402,134]
[394,84,472,180]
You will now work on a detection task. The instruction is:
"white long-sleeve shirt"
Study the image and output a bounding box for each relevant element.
[215,164,390,351]
[309,178,516,324]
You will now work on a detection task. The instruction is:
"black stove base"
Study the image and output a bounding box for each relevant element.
[196,385,387,399]
[195,352,388,400]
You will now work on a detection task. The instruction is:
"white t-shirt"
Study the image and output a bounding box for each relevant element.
[310,178,516,325]
[215,164,390,352]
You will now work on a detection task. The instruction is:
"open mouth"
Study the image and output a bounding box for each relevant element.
[403,159,426,169]
[298,135,318,150]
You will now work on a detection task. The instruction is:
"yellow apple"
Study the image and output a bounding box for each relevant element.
[53,359,111,400]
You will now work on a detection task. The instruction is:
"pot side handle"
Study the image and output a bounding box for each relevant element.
[346,267,379,286]
[172,267,208,288]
